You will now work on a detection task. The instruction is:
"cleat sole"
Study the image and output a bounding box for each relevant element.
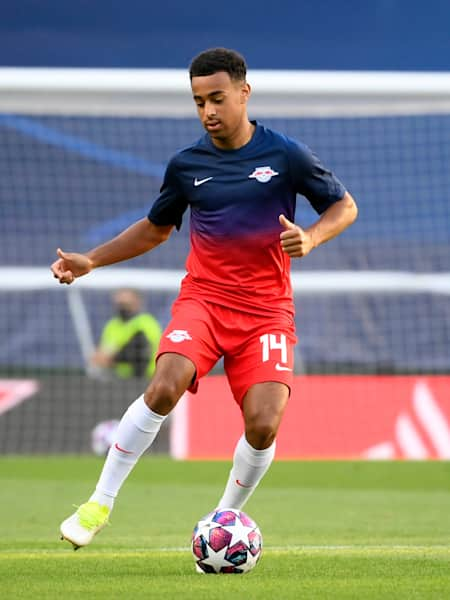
[61,533,83,551]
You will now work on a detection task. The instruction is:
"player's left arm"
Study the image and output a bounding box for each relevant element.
[279,191,358,258]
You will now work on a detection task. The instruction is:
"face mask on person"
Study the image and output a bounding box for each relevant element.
[116,306,135,321]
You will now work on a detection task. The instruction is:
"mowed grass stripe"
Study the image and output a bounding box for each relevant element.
[1,459,449,598]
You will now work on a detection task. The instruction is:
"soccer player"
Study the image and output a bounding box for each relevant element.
[52,48,358,549]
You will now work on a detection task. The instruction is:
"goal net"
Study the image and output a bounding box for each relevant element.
[1,68,449,453]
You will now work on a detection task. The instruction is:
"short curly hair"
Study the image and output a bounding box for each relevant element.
[189,48,247,81]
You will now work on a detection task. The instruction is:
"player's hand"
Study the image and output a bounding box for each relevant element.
[279,214,315,258]
[50,248,93,284]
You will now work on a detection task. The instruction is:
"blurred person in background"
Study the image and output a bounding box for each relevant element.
[91,288,162,379]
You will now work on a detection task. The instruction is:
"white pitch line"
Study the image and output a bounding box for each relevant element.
[2,544,450,555]
[270,545,450,551]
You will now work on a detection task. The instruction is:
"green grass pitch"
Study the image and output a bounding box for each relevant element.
[1,457,449,598]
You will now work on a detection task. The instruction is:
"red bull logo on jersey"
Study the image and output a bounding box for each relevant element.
[248,166,279,183]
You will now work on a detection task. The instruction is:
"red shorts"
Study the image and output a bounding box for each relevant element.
[157,297,297,407]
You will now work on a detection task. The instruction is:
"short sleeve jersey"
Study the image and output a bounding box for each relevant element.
[148,122,346,316]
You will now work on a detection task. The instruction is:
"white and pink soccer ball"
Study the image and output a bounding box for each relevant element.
[90,419,119,456]
[191,508,262,574]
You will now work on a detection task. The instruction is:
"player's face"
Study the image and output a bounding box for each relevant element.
[191,71,251,148]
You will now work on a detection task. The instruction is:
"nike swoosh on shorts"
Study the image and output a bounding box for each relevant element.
[275,363,292,371]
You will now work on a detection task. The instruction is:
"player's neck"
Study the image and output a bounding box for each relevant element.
[211,119,255,151]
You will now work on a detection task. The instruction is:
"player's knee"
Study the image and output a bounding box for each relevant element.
[245,419,278,450]
[143,379,180,414]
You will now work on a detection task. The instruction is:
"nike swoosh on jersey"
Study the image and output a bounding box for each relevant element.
[275,363,292,371]
[194,176,213,186]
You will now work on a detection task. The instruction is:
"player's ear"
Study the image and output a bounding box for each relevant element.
[240,81,251,104]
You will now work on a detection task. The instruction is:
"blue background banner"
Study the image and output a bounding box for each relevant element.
[1,0,449,70]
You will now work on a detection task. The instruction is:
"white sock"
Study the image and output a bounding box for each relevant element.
[217,434,276,511]
[89,394,166,509]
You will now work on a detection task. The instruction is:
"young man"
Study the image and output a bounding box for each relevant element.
[52,48,357,549]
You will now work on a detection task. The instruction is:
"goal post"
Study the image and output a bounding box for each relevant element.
[1,67,450,116]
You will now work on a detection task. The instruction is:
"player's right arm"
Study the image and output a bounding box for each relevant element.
[51,218,173,285]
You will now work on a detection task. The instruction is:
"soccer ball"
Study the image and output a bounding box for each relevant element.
[191,508,262,574]
[90,419,119,456]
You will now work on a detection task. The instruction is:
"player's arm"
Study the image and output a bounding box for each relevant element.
[279,191,358,258]
[51,218,173,285]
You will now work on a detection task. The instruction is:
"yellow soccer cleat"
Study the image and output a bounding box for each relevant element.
[60,502,110,549]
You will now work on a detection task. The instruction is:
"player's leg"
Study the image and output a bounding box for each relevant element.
[60,353,195,549]
[217,315,296,511]
[89,352,196,508]
[60,297,220,548]
[217,381,289,510]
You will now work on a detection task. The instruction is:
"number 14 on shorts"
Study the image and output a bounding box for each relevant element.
[259,333,289,367]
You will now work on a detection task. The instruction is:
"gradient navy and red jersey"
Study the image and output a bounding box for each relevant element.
[148,122,346,317]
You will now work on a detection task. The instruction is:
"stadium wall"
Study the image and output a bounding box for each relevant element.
[171,375,450,460]
[1,0,448,70]
[2,374,449,459]
[0,376,170,454]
